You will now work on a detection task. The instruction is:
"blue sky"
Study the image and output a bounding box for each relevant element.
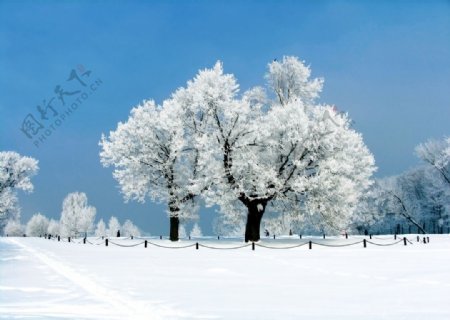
[1,0,449,235]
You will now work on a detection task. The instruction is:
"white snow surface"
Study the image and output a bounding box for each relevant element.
[1,235,450,319]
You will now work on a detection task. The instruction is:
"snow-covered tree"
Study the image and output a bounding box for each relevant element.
[26,213,49,237]
[95,219,107,237]
[100,98,203,241]
[47,219,60,236]
[60,192,96,237]
[190,223,202,238]
[4,220,24,236]
[212,211,246,237]
[375,173,427,234]
[182,57,375,241]
[0,190,20,232]
[416,137,450,185]
[122,219,141,237]
[263,211,298,236]
[107,216,121,237]
[0,151,38,233]
[100,57,375,242]
[178,224,187,239]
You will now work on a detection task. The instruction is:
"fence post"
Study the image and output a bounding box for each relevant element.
[196,242,199,250]
[68,237,71,243]
[160,235,162,240]
[58,236,60,242]
[369,234,372,239]
[403,237,407,246]
[83,238,86,244]
[394,234,397,240]
[427,236,430,243]
[423,237,426,244]
[144,240,148,248]
[218,236,220,240]
[273,235,276,239]
[345,233,348,239]
[105,239,108,246]
[299,234,302,239]
[323,234,326,239]
[252,242,255,251]
[309,241,312,250]
[417,236,420,242]
[363,239,367,248]
[131,236,133,240]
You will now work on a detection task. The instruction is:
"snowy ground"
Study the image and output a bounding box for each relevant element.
[1,235,450,320]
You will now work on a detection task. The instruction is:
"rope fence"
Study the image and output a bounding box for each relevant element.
[36,233,432,251]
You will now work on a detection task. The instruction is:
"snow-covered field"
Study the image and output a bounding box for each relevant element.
[1,235,449,320]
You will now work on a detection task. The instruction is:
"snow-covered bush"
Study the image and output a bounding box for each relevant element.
[60,192,96,237]
[26,213,49,237]
[122,219,141,237]
[4,220,24,236]
[178,224,187,239]
[95,219,106,237]
[107,216,121,237]
[47,219,60,236]
[190,223,202,238]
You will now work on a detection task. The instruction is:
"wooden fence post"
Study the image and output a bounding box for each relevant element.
[309,241,312,250]
[252,242,255,251]
[144,240,148,248]
[403,237,407,246]
[83,238,86,244]
[363,239,367,248]
[68,237,71,243]
[58,236,60,241]
[105,239,108,246]
[196,242,199,250]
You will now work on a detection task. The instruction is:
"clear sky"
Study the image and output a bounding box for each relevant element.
[1,0,449,235]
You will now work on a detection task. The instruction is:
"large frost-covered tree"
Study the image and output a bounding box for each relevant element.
[26,213,49,237]
[100,57,375,241]
[60,192,96,237]
[181,57,375,241]
[0,151,39,233]
[100,98,202,241]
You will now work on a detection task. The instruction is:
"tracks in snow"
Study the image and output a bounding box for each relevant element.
[8,239,188,320]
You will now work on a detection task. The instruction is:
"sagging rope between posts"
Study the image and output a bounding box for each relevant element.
[43,234,425,250]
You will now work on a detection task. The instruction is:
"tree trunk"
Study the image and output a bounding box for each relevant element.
[244,201,266,242]
[169,216,179,241]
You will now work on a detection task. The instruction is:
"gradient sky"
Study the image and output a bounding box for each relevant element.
[1,0,449,235]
